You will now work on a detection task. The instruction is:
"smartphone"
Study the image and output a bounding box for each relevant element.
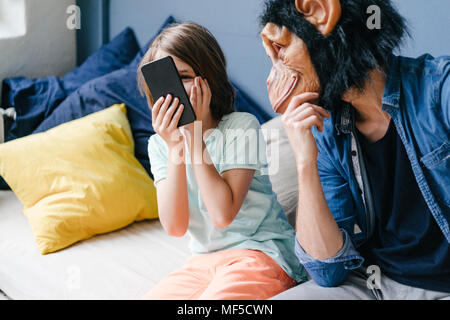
[140,56,196,127]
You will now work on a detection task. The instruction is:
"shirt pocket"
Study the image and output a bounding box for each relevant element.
[420,142,450,207]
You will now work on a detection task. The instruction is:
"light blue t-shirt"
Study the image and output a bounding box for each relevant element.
[148,112,306,282]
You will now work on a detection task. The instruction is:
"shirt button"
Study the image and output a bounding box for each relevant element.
[351,150,357,157]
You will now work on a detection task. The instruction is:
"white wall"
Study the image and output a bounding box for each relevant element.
[0,0,76,99]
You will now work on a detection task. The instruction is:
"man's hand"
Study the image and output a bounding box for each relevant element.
[281,92,343,262]
[281,92,330,166]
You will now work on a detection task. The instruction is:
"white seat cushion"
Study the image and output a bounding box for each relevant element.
[262,116,298,228]
[0,190,190,300]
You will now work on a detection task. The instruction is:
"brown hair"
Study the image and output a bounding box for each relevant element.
[137,22,235,121]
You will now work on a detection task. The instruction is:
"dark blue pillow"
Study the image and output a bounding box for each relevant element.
[61,27,140,94]
[2,27,139,142]
[2,76,67,140]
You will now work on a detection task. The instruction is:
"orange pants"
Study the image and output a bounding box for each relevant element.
[143,249,296,300]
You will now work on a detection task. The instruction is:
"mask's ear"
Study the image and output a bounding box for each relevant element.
[295,0,342,36]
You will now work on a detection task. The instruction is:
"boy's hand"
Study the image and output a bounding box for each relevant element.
[180,76,211,143]
[190,76,212,123]
[151,94,185,148]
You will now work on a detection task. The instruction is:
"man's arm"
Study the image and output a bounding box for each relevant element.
[282,92,363,287]
[296,161,344,259]
[282,93,343,259]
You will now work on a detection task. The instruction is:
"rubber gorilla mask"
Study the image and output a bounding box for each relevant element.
[262,23,321,113]
[260,0,407,113]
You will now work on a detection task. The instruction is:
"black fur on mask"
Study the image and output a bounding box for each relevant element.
[260,0,409,110]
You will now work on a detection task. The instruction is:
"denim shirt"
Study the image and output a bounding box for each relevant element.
[295,54,450,287]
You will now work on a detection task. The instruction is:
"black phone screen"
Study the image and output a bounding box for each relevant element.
[140,56,196,127]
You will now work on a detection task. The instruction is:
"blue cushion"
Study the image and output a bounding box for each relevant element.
[2,27,140,142]
[61,27,140,94]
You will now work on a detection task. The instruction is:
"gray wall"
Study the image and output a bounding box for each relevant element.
[82,0,450,115]
[393,0,450,58]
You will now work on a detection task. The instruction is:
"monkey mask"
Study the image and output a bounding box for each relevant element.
[260,0,407,113]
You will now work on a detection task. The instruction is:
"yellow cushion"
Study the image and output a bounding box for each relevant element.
[0,104,158,254]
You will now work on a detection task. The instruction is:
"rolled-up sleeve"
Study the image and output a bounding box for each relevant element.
[295,228,364,287]
[297,127,366,287]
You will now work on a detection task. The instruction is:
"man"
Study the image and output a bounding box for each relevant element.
[260,0,449,299]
